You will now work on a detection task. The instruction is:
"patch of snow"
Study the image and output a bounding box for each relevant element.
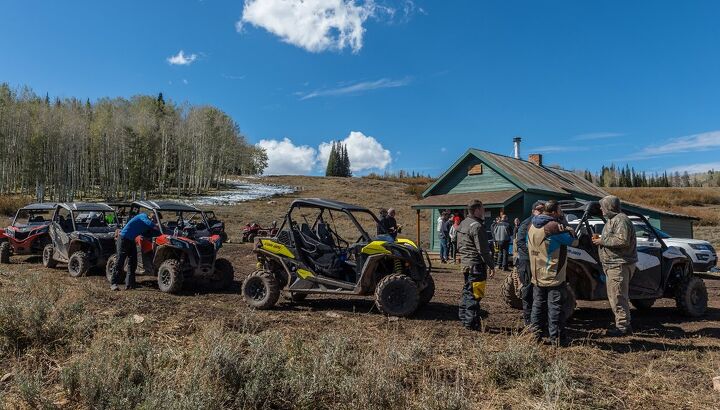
[190,181,294,206]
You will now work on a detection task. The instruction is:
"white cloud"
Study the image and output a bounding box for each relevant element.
[572,132,624,141]
[632,130,720,159]
[666,162,720,175]
[257,138,318,175]
[298,77,411,100]
[238,0,376,53]
[257,131,392,175]
[318,131,391,172]
[167,50,198,65]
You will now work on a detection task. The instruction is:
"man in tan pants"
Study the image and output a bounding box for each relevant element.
[592,196,638,336]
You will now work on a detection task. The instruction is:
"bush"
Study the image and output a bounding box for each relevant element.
[0,275,94,357]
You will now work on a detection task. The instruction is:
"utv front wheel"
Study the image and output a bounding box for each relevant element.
[502,272,523,310]
[42,244,57,268]
[419,275,435,306]
[68,251,90,277]
[675,276,708,317]
[563,284,577,322]
[242,270,280,310]
[375,274,420,317]
[106,254,128,283]
[157,259,184,294]
[209,258,234,290]
[0,242,10,264]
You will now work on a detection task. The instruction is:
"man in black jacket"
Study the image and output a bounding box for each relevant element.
[514,201,545,325]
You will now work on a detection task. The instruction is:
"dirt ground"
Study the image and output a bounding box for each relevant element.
[1,176,719,409]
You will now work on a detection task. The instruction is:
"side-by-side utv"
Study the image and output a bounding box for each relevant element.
[503,200,708,318]
[242,198,434,317]
[0,203,56,263]
[106,200,233,293]
[45,203,118,277]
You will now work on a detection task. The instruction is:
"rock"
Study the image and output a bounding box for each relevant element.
[387,316,400,322]
[714,376,720,392]
[132,314,145,324]
[267,200,277,205]
[325,312,342,319]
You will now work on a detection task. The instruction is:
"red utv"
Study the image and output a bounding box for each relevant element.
[106,200,234,293]
[0,203,56,264]
[241,221,278,243]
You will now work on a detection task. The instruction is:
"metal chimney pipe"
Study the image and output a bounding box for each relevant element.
[513,136,522,159]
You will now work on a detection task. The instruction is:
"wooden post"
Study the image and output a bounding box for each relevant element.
[416,209,421,246]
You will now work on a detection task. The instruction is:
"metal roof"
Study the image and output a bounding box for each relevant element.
[58,202,114,212]
[474,150,610,197]
[290,198,371,212]
[19,202,57,211]
[412,190,522,209]
[132,200,200,212]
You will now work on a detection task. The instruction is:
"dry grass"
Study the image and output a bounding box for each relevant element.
[607,187,720,208]
[608,187,720,226]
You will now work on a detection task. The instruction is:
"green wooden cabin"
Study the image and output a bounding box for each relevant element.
[412,149,698,252]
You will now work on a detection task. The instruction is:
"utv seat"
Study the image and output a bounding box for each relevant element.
[293,226,347,280]
[316,223,336,248]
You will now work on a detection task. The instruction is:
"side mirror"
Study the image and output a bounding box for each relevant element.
[584,202,603,218]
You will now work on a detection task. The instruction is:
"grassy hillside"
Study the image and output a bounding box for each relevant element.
[0,177,719,409]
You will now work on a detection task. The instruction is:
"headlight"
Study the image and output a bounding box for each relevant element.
[170,238,190,248]
[690,244,712,251]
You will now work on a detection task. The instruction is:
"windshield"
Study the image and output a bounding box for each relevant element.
[13,209,53,227]
[155,210,208,235]
[71,210,118,232]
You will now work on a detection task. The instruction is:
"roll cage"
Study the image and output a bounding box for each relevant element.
[560,200,669,250]
[282,199,382,250]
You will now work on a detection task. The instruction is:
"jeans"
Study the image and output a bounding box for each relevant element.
[459,264,488,330]
[531,284,565,342]
[440,237,449,262]
[497,240,510,269]
[112,237,137,287]
[516,258,534,326]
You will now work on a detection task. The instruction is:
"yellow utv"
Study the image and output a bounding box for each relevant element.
[242,199,434,317]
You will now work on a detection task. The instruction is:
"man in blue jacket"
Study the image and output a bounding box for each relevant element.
[528,200,577,346]
[514,201,545,326]
[111,212,160,291]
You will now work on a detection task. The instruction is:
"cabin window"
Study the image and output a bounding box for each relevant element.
[468,164,483,175]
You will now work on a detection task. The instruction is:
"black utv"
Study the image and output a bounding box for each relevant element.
[45,203,118,277]
[503,200,708,318]
[242,198,434,317]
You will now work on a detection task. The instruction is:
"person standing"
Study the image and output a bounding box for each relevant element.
[457,200,496,330]
[387,208,400,239]
[514,201,545,326]
[439,212,452,263]
[592,195,638,337]
[528,200,577,346]
[111,212,159,291]
[449,216,460,263]
[493,215,513,271]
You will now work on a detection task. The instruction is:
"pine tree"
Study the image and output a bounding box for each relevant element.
[325,141,339,176]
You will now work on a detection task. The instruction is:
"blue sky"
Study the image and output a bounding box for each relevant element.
[2,0,720,176]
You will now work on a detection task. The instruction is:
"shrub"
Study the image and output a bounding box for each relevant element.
[0,275,95,356]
